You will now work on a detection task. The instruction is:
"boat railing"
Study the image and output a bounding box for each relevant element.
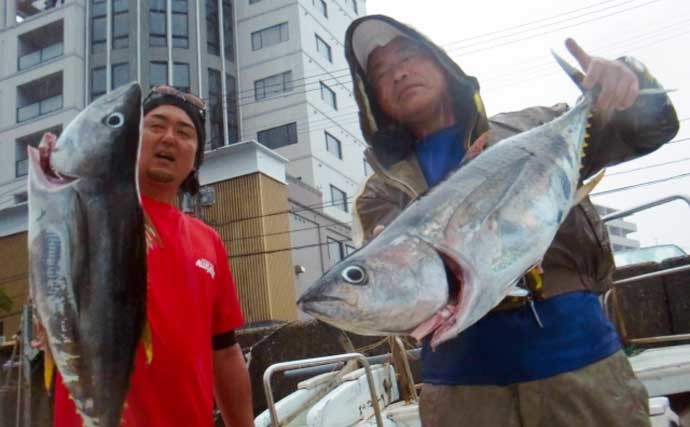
[602,194,690,347]
[262,352,385,427]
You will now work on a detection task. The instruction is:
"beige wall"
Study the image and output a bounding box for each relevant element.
[0,232,28,339]
[200,172,297,323]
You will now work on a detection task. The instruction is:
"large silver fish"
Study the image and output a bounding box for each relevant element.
[298,56,611,349]
[28,83,147,427]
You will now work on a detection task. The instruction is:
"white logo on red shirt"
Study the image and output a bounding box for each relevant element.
[195,258,216,279]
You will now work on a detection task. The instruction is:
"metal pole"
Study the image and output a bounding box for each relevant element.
[263,353,384,427]
[105,0,112,92]
[166,0,173,84]
[15,338,22,427]
[21,306,31,427]
[629,334,690,345]
[136,0,142,84]
[84,0,91,106]
[195,0,203,96]
[602,195,690,223]
[217,0,229,146]
[232,0,242,139]
[612,264,690,285]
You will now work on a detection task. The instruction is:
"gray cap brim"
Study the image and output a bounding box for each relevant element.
[352,18,408,73]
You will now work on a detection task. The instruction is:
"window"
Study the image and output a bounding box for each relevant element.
[330,185,347,212]
[173,63,190,93]
[257,123,298,150]
[91,0,106,53]
[16,72,63,123]
[208,68,224,149]
[172,0,189,48]
[112,63,129,90]
[327,237,344,266]
[315,34,332,62]
[15,126,62,177]
[226,74,239,143]
[150,61,168,87]
[318,0,327,17]
[325,132,342,159]
[149,0,167,47]
[222,0,235,60]
[345,244,356,256]
[363,158,371,176]
[206,0,220,55]
[320,82,337,109]
[254,71,292,100]
[112,0,128,49]
[91,66,106,100]
[251,22,288,51]
[17,20,64,71]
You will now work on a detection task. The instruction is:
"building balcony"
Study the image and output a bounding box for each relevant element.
[16,94,63,123]
[18,42,64,70]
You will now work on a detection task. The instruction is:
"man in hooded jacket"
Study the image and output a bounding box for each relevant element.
[344,15,679,427]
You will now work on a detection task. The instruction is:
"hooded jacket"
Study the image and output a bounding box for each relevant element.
[344,15,679,298]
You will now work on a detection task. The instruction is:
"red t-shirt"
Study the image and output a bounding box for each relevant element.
[53,196,244,427]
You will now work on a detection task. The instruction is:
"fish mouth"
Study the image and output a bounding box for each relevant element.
[297,293,349,313]
[28,147,78,188]
[410,245,472,344]
[297,294,350,320]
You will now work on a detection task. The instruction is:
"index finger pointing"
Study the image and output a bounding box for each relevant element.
[565,38,591,72]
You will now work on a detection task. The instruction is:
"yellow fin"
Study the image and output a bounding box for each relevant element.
[144,213,162,250]
[527,265,543,292]
[142,320,153,364]
[44,350,55,392]
[573,169,606,207]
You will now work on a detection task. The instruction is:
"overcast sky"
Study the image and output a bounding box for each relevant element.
[365,0,690,252]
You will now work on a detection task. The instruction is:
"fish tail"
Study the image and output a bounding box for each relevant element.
[551,50,676,97]
[551,50,586,92]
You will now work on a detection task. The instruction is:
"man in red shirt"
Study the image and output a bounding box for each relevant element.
[36,86,253,427]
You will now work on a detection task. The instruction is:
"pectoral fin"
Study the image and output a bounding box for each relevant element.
[142,320,153,364]
[44,349,55,392]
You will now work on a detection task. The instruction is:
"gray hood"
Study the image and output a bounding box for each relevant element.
[344,15,490,168]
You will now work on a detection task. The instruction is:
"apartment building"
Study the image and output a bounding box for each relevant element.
[0,0,365,333]
[236,0,367,223]
[594,203,641,252]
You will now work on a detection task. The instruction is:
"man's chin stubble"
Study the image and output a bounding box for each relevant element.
[146,169,176,183]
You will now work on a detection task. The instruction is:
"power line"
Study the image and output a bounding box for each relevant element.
[228,238,352,260]
[592,171,690,196]
[198,0,639,102]
[184,0,665,110]
[606,156,690,177]
[445,0,645,55]
[237,21,690,137]
[222,220,354,247]
[209,195,357,228]
[446,0,662,59]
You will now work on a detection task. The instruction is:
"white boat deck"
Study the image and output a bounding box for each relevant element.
[256,345,690,427]
[629,344,690,396]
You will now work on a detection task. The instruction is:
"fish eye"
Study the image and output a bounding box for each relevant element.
[341,265,367,285]
[105,112,125,128]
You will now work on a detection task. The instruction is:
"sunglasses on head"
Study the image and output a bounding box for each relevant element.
[144,85,206,121]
